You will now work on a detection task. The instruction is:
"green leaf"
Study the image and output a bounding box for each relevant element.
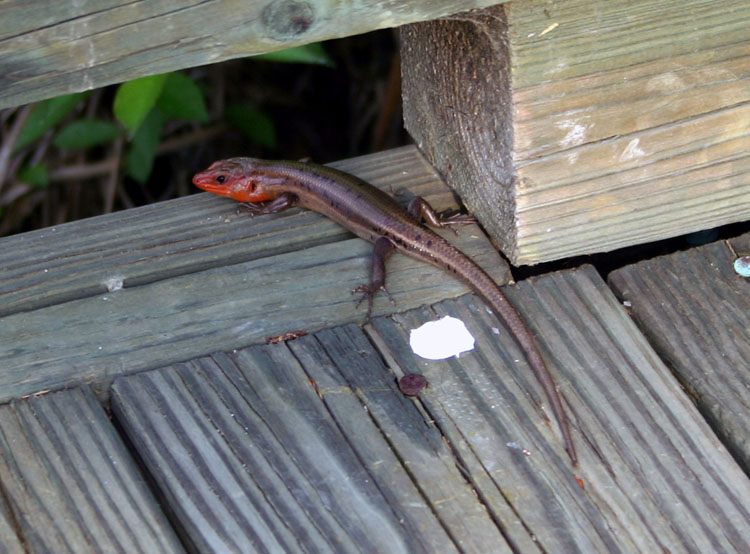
[15,92,87,151]
[254,43,335,67]
[156,72,209,122]
[114,74,169,135]
[125,109,165,183]
[53,119,122,150]
[226,105,276,148]
[18,164,49,188]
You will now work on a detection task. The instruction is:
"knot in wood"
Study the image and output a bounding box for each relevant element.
[261,1,315,37]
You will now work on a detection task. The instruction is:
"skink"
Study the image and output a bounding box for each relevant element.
[193,158,577,464]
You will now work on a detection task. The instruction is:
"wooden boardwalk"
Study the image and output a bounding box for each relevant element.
[0,146,748,553]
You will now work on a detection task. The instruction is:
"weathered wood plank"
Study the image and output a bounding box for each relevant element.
[365,266,750,552]
[0,387,184,553]
[289,327,517,553]
[609,234,750,470]
[401,0,750,264]
[0,499,24,554]
[0,0,506,109]
[0,146,450,318]
[110,347,493,553]
[111,265,750,552]
[0,150,509,401]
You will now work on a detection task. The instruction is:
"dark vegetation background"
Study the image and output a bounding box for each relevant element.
[0,31,405,237]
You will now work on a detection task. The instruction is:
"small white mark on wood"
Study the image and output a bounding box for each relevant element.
[733,256,750,277]
[409,316,475,360]
[103,277,124,292]
[620,138,646,161]
[558,121,587,148]
[553,61,569,75]
[539,22,559,36]
[646,72,685,93]
[233,321,255,333]
[506,442,532,456]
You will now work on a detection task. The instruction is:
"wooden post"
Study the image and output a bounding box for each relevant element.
[401,0,750,265]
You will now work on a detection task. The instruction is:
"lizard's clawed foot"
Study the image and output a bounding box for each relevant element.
[352,283,395,320]
[439,213,477,235]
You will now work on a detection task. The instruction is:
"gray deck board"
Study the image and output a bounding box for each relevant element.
[0,498,24,554]
[0,387,183,553]
[609,233,750,470]
[368,266,750,553]
[0,146,508,402]
[111,351,480,553]
[0,146,456,319]
[0,231,505,404]
[110,266,750,553]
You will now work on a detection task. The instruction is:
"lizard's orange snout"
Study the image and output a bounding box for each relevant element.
[192,165,274,203]
[192,169,226,192]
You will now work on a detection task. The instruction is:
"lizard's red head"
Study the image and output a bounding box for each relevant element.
[192,158,275,202]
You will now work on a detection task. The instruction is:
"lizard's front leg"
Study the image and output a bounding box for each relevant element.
[352,236,396,320]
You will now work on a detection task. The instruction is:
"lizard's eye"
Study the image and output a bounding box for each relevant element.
[216,175,226,184]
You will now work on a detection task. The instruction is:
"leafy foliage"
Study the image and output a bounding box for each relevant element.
[15,93,88,151]
[226,105,276,148]
[17,164,49,187]
[10,43,332,191]
[157,73,209,122]
[114,74,169,136]
[125,109,166,183]
[1,38,399,235]
[53,120,122,150]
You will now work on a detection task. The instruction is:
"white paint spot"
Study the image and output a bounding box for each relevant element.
[619,138,645,161]
[557,121,587,148]
[103,277,124,292]
[409,316,475,360]
[734,256,750,277]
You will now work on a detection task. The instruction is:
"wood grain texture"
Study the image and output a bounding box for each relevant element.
[0,499,24,554]
[401,0,750,265]
[609,235,750,470]
[0,0,505,109]
[402,6,516,256]
[0,148,510,402]
[110,347,508,553]
[0,233,504,403]
[0,387,184,553]
[368,265,750,552]
[111,264,750,552]
[0,146,448,318]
